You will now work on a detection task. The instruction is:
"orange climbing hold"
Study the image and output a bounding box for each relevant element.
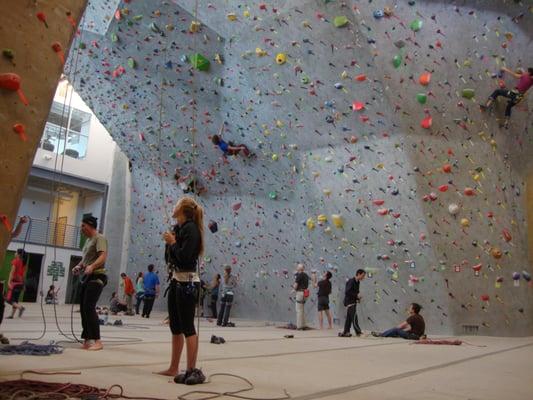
[0,214,12,231]
[355,74,367,82]
[419,72,431,86]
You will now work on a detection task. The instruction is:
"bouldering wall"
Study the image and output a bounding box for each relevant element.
[0,0,87,264]
[67,0,532,336]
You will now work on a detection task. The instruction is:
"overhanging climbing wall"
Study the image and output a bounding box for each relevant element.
[0,0,87,263]
[68,0,533,336]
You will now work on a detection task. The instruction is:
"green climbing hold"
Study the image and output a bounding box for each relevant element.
[333,16,349,28]
[461,88,475,99]
[410,19,423,32]
[416,93,427,104]
[392,54,402,68]
[79,42,86,49]
[2,49,14,60]
[269,191,278,200]
[132,15,143,21]
[127,57,136,69]
[111,32,119,42]
[301,74,310,84]
[190,53,210,71]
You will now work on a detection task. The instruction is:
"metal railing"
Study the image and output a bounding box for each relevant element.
[12,218,83,250]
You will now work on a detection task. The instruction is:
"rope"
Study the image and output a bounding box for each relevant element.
[0,372,291,400]
[0,341,63,356]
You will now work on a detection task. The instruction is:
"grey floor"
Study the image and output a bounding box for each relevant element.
[1,304,532,399]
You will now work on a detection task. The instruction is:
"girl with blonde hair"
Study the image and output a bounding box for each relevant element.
[159,196,205,385]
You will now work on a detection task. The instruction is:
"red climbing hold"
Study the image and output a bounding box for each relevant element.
[0,73,29,105]
[12,123,27,141]
[36,12,49,28]
[0,214,12,231]
[442,164,452,173]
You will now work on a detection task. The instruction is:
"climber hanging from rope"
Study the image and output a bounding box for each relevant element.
[211,122,254,158]
[480,67,533,128]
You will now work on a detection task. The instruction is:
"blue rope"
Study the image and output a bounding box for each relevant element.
[0,341,64,356]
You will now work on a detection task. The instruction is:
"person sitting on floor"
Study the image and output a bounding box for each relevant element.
[45,285,58,304]
[110,292,127,315]
[372,303,426,340]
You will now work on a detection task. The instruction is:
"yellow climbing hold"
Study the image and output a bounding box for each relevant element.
[276,53,287,65]
[227,13,237,21]
[256,48,267,57]
[317,214,328,224]
[306,218,316,230]
[331,214,344,228]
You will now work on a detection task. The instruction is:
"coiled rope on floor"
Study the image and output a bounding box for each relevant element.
[0,371,291,400]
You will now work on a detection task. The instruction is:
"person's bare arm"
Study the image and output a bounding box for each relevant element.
[7,266,15,287]
[502,67,521,79]
[397,321,409,330]
[311,272,318,288]
[155,284,160,297]
[10,216,28,239]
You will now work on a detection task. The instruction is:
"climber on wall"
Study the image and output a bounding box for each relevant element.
[211,123,253,158]
[480,67,533,128]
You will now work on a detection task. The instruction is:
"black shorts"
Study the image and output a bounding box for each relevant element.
[168,280,198,337]
[317,296,330,311]
[8,285,24,305]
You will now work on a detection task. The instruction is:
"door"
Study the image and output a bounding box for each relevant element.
[22,253,43,302]
[55,216,67,247]
[65,255,82,304]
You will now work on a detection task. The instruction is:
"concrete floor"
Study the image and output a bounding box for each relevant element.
[0,304,532,400]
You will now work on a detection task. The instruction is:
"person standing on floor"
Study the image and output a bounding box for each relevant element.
[312,270,333,329]
[209,273,221,318]
[158,196,205,385]
[72,216,108,351]
[6,249,28,319]
[339,269,366,337]
[217,266,237,327]
[293,263,310,330]
[135,272,144,315]
[142,264,160,318]
[121,273,135,316]
[372,303,426,340]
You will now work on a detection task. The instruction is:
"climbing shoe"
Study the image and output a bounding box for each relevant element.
[185,368,206,385]
[174,370,191,384]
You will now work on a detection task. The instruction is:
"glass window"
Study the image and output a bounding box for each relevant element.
[40,101,91,159]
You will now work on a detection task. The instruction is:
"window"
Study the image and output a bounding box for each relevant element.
[41,101,91,159]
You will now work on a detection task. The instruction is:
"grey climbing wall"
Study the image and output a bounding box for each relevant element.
[67,0,533,336]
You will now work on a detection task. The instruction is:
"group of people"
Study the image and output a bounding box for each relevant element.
[110,267,160,317]
[293,265,426,340]
[2,198,425,388]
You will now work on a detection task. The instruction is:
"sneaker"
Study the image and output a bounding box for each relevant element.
[226,322,235,327]
[18,307,25,318]
[371,331,381,337]
[174,370,191,384]
[0,334,9,344]
[185,368,206,385]
[338,332,352,337]
[210,335,219,344]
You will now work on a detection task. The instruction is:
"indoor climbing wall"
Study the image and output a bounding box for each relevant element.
[0,0,87,264]
[67,0,533,336]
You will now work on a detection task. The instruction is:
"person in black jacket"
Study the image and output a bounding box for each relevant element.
[339,269,366,337]
[158,197,206,386]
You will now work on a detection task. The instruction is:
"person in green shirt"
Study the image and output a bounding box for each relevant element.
[72,216,107,351]
[135,272,144,315]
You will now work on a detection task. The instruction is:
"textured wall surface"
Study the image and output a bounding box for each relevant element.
[0,0,87,263]
[66,0,533,336]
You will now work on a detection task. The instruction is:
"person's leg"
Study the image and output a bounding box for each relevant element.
[318,310,324,329]
[381,327,409,338]
[343,305,355,334]
[352,305,362,335]
[238,144,250,157]
[325,309,333,329]
[210,295,217,318]
[145,296,155,317]
[217,295,226,326]
[79,283,88,345]
[126,294,133,314]
[222,294,233,326]
[84,279,105,350]
[158,281,184,376]
[135,293,141,314]
[295,291,304,329]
